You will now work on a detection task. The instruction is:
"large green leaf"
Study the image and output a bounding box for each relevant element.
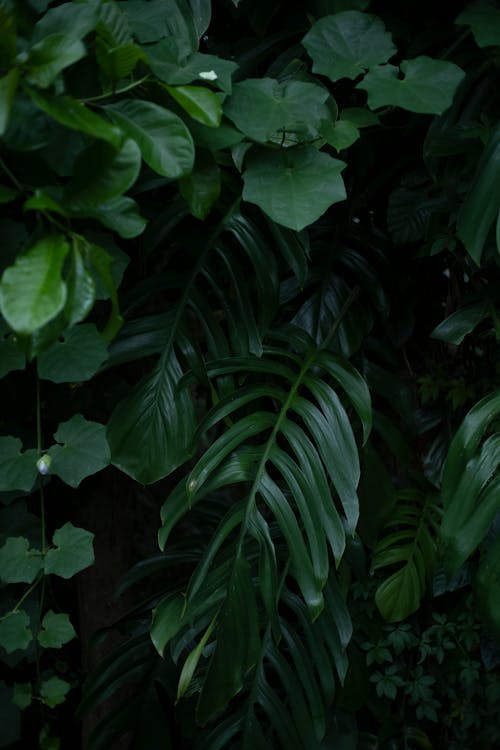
[0,537,43,584]
[302,11,396,82]
[357,57,465,114]
[147,47,237,93]
[431,302,489,345]
[65,138,141,204]
[70,196,146,239]
[44,522,95,579]
[225,78,330,143]
[106,99,195,178]
[107,347,196,483]
[243,147,346,231]
[37,325,108,383]
[0,438,38,493]
[47,415,111,488]
[37,611,76,649]
[32,1,99,40]
[0,235,69,335]
[0,611,32,654]
[456,0,500,48]
[25,33,86,88]
[165,84,222,128]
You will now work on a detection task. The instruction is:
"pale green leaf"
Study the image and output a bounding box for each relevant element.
[0,235,69,335]
[0,437,39,492]
[357,57,465,114]
[0,537,43,584]
[243,147,346,231]
[0,611,32,653]
[64,246,96,327]
[38,324,108,383]
[106,99,195,178]
[177,617,216,699]
[69,196,146,239]
[38,611,76,649]
[165,84,222,127]
[44,522,95,579]
[40,676,70,708]
[47,415,111,488]
[302,11,396,81]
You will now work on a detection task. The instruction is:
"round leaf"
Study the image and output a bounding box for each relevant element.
[0,611,32,653]
[47,415,111,487]
[40,676,70,708]
[44,522,94,579]
[242,147,346,231]
[0,235,69,335]
[37,611,76,649]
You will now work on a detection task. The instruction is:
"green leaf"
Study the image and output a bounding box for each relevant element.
[179,151,221,219]
[0,235,69,335]
[431,302,489,345]
[320,119,360,151]
[47,415,111,488]
[64,245,96,327]
[44,522,95,579]
[0,611,32,653]
[119,0,199,53]
[66,138,141,204]
[70,196,146,239]
[0,537,43,584]
[105,99,195,178]
[33,2,98,41]
[147,47,238,93]
[38,611,76,649]
[12,683,32,710]
[87,243,123,339]
[40,676,70,708]
[0,337,25,378]
[357,57,465,114]
[177,616,216,699]
[165,84,222,127]
[25,33,86,88]
[27,89,123,147]
[107,349,196,483]
[456,0,500,48]
[224,78,329,143]
[0,437,39,492]
[302,11,396,82]
[340,107,380,127]
[0,69,19,136]
[38,324,108,383]
[457,123,500,264]
[243,147,346,231]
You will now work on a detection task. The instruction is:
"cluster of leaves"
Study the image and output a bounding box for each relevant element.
[0,0,498,748]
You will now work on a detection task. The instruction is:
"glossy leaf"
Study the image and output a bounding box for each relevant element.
[44,522,95,579]
[0,611,32,653]
[38,611,76,649]
[106,99,195,178]
[0,235,69,335]
[431,302,488,344]
[38,325,108,383]
[0,437,39,493]
[243,147,346,231]
[225,78,329,143]
[47,415,111,488]
[302,11,396,82]
[25,33,86,88]
[165,84,222,127]
[70,196,146,239]
[358,57,465,114]
[0,537,43,584]
[64,245,96,326]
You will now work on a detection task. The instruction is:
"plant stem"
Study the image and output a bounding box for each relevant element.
[81,75,151,103]
[11,576,43,613]
[0,155,23,191]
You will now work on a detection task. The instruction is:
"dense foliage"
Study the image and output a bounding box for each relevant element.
[0,0,499,748]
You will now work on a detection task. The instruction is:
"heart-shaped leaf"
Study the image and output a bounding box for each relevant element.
[44,522,94,579]
[37,611,76,649]
[47,415,111,487]
[0,537,43,583]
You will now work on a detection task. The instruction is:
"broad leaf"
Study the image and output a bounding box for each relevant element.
[147,46,238,93]
[0,611,31,653]
[0,537,43,584]
[357,57,465,114]
[106,99,195,178]
[65,138,141,204]
[25,33,86,88]
[243,147,346,231]
[47,415,111,488]
[40,676,70,708]
[33,1,99,40]
[165,84,222,127]
[224,78,329,143]
[119,0,199,54]
[107,348,196,483]
[70,196,146,239]
[302,11,396,81]
[44,522,95,579]
[0,235,69,335]
[0,437,39,492]
[456,0,500,48]
[38,611,76,649]
[431,302,488,345]
[37,324,108,383]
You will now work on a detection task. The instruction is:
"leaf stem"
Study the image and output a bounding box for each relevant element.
[0,155,23,191]
[81,75,151,103]
[11,575,43,613]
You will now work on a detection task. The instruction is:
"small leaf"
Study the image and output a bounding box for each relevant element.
[357,57,465,115]
[0,437,39,493]
[105,99,195,178]
[44,522,94,579]
[12,683,32,710]
[0,235,69,335]
[40,676,70,708]
[320,119,360,151]
[25,33,86,88]
[0,69,19,136]
[0,537,43,584]
[302,11,396,82]
[243,146,346,231]
[38,611,76,649]
[47,415,111,488]
[0,611,32,653]
[38,324,108,383]
[165,84,222,127]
